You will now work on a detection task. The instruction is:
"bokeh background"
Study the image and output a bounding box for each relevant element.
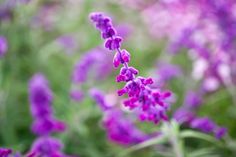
[0,0,236,156]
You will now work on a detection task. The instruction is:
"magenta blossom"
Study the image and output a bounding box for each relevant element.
[90,12,172,124]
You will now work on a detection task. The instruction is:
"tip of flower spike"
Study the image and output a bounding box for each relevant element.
[89,12,102,21]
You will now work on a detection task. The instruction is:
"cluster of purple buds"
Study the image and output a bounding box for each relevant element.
[174,91,227,139]
[90,12,172,124]
[0,148,12,157]
[28,74,68,156]
[90,88,151,145]
[71,47,113,102]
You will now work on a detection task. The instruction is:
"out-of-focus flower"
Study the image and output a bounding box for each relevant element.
[190,117,216,133]
[103,109,150,145]
[184,91,202,109]
[29,73,66,135]
[28,73,70,156]
[56,35,78,55]
[70,89,84,102]
[90,88,152,145]
[0,148,12,157]
[30,137,64,157]
[72,47,113,83]
[156,62,182,84]
[90,12,172,124]
[0,36,8,57]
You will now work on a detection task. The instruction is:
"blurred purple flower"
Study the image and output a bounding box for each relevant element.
[0,36,8,57]
[29,73,66,135]
[0,148,12,157]
[70,89,84,102]
[174,108,195,124]
[184,91,202,109]
[190,117,216,133]
[103,110,149,145]
[214,127,227,139]
[156,62,182,83]
[56,35,78,55]
[89,88,112,111]
[30,137,64,157]
[90,12,172,124]
[72,47,113,83]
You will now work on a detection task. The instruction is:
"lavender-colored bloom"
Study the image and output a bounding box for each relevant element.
[184,91,202,109]
[30,137,64,157]
[214,127,227,139]
[90,12,172,124]
[0,148,12,157]
[72,48,113,83]
[89,88,112,111]
[0,36,8,57]
[70,89,84,102]
[29,73,66,135]
[174,108,195,124]
[156,62,182,83]
[103,109,149,145]
[57,35,78,55]
[29,74,53,118]
[190,117,216,133]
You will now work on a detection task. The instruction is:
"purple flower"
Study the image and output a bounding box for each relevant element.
[156,62,182,83]
[29,74,53,118]
[89,88,112,111]
[29,73,66,135]
[0,148,12,157]
[70,89,84,102]
[57,35,78,55]
[30,137,64,157]
[71,48,113,83]
[103,110,149,145]
[214,127,227,139]
[184,91,202,109]
[0,36,8,57]
[174,108,195,124]
[190,117,216,133]
[90,12,172,124]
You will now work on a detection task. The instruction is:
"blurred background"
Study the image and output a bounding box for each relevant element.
[0,0,236,156]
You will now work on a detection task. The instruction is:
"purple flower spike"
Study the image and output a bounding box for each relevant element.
[90,88,112,111]
[30,137,64,157]
[103,110,149,145]
[0,148,12,157]
[184,91,202,109]
[29,74,53,119]
[214,127,227,139]
[190,117,216,133]
[90,12,172,124]
[29,73,66,135]
[0,36,8,57]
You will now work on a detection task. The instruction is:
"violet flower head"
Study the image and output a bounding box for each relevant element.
[184,91,202,109]
[0,148,12,157]
[29,74,53,118]
[0,36,8,57]
[174,108,195,124]
[214,127,227,139]
[90,12,172,124]
[29,73,66,135]
[56,35,78,55]
[156,62,182,83]
[89,88,112,111]
[190,117,216,133]
[103,109,149,145]
[70,89,84,102]
[30,137,64,157]
[72,48,113,83]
